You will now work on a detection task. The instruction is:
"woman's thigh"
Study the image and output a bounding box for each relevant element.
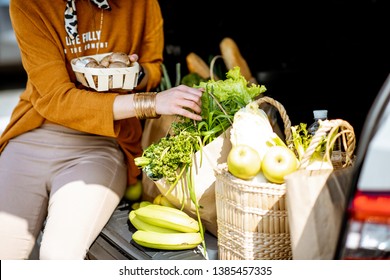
[39,140,127,260]
[0,124,128,259]
[0,138,49,259]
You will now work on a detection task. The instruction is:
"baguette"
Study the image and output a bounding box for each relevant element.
[220,37,257,84]
[186,52,211,79]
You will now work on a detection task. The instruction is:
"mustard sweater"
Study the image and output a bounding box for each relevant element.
[1,0,164,185]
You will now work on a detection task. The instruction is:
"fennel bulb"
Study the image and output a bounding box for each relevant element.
[230,101,286,161]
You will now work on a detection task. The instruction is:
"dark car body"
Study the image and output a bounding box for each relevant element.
[335,74,390,260]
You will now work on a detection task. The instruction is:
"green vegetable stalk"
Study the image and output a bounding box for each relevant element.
[290,122,329,168]
[290,123,313,161]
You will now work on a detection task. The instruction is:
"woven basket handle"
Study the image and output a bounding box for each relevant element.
[256,96,292,143]
[299,119,356,169]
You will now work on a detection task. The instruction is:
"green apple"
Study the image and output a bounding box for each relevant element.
[261,146,299,184]
[227,144,262,180]
[124,179,143,201]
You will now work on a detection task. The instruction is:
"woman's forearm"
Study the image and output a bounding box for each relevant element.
[113,94,135,120]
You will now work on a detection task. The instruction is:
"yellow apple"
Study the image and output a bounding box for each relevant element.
[124,179,143,201]
[261,146,299,184]
[227,144,262,180]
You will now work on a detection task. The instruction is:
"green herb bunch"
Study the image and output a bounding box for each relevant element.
[135,129,200,184]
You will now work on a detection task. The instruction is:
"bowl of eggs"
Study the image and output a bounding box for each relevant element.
[71,52,140,92]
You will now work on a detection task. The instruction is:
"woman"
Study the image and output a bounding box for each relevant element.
[0,0,202,260]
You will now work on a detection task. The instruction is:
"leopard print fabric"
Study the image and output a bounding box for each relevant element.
[64,0,111,40]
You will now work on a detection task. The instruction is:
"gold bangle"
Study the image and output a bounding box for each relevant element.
[133,92,161,119]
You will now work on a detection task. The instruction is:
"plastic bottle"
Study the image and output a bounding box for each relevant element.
[308,110,328,135]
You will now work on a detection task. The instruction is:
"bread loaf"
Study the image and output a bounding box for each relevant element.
[220,37,257,84]
[186,52,211,79]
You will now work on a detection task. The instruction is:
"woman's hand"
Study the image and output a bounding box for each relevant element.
[128,54,148,89]
[113,85,203,121]
[156,85,203,121]
[128,54,139,63]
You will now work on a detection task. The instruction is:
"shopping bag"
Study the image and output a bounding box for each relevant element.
[154,127,232,237]
[140,115,231,237]
[285,167,354,259]
[285,119,356,259]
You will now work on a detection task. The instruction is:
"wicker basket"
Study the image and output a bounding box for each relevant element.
[214,96,293,260]
[215,164,292,260]
[71,53,140,92]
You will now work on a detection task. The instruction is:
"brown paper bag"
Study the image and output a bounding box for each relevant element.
[285,119,356,259]
[154,128,232,237]
[285,167,354,259]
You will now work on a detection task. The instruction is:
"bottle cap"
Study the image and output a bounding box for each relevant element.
[313,110,328,119]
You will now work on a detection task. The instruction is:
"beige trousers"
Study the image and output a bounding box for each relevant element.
[0,124,127,260]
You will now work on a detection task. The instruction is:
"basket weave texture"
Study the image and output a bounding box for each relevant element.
[215,164,292,260]
[214,96,293,260]
[71,53,140,92]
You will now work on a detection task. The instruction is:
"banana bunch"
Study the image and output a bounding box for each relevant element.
[129,203,202,250]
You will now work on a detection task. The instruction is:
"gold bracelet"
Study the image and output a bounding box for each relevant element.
[133,92,161,119]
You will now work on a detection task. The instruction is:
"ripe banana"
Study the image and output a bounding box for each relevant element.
[139,200,153,208]
[131,202,140,210]
[154,194,176,208]
[138,203,188,217]
[153,194,162,205]
[129,210,181,233]
[132,230,202,250]
[131,200,152,210]
[134,204,199,233]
